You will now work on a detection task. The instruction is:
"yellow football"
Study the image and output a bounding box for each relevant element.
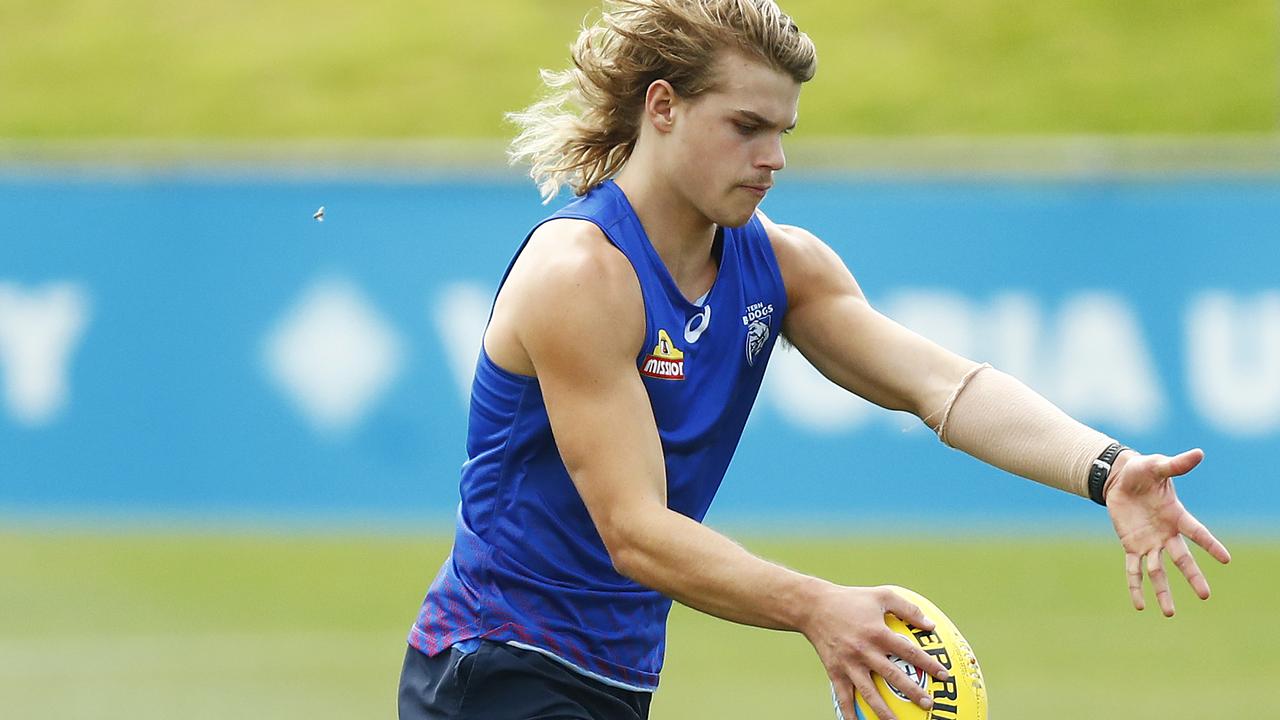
[833,586,987,720]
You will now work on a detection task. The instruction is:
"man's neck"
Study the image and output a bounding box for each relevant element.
[614,168,719,299]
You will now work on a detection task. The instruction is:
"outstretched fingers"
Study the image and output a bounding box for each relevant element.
[1125,552,1145,611]
[1166,535,1211,600]
[1179,511,1232,565]
[1146,549,1176,617]
[1114,448,1230,615]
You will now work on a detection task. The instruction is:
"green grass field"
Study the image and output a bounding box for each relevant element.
[2,528,1273,719]
[1,0,1275,138]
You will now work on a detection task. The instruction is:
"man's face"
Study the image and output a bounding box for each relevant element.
[667,52,801,228]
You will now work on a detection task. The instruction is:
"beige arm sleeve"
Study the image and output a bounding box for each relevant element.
[929,364,1115,498]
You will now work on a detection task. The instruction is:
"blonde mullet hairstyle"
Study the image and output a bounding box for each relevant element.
[508,0,817,203]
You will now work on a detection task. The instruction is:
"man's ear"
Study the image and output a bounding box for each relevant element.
[644,79,677,133]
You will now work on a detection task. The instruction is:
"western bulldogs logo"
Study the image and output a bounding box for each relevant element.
[745,319,769,367]
[741,300,775,367]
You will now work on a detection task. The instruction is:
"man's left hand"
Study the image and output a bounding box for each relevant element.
[1104,448,1232,617]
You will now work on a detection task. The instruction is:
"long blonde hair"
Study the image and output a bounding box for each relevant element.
[508,0,817,202]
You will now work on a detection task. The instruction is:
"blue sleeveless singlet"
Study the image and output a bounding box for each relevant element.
[409,180,788,691]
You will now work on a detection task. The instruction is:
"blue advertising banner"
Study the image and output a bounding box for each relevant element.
[1,175,1276,527]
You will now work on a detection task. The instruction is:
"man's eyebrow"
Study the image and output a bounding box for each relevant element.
[734,109,798,131]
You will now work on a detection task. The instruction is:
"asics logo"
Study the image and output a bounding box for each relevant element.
[684,305,711,344]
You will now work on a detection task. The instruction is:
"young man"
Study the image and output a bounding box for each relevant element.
[400,2,1232,719]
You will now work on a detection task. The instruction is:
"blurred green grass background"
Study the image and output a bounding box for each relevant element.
[2,530,1271,718]
[1,0,1275,138]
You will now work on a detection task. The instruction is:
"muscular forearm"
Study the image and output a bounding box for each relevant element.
[607,507,830,632]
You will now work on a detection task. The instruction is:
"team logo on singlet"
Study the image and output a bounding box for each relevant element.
[641,329,685,380]
[742,301,775,367]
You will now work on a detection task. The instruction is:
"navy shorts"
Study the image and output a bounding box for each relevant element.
[398,642,652,720]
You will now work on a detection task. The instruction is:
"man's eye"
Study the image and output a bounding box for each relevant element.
[734,123,757,135]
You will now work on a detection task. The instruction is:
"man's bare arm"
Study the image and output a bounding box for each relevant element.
[767,217,1115,494]
[765,215,1231,615]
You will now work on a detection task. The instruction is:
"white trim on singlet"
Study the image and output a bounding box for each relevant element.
[503,640,656,693]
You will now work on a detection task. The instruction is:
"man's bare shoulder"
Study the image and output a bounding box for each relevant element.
[754,211,856,297]
[755,210,815,246]
[507,218,641,311]
[488,217,645,373]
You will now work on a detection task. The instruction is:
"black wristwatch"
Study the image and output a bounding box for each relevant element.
[1088,442,1129,506]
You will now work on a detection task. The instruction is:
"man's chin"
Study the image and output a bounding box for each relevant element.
[711,197,757,228]
[715,205,760,229]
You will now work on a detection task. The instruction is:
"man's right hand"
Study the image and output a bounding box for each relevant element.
[803,585,950,720]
